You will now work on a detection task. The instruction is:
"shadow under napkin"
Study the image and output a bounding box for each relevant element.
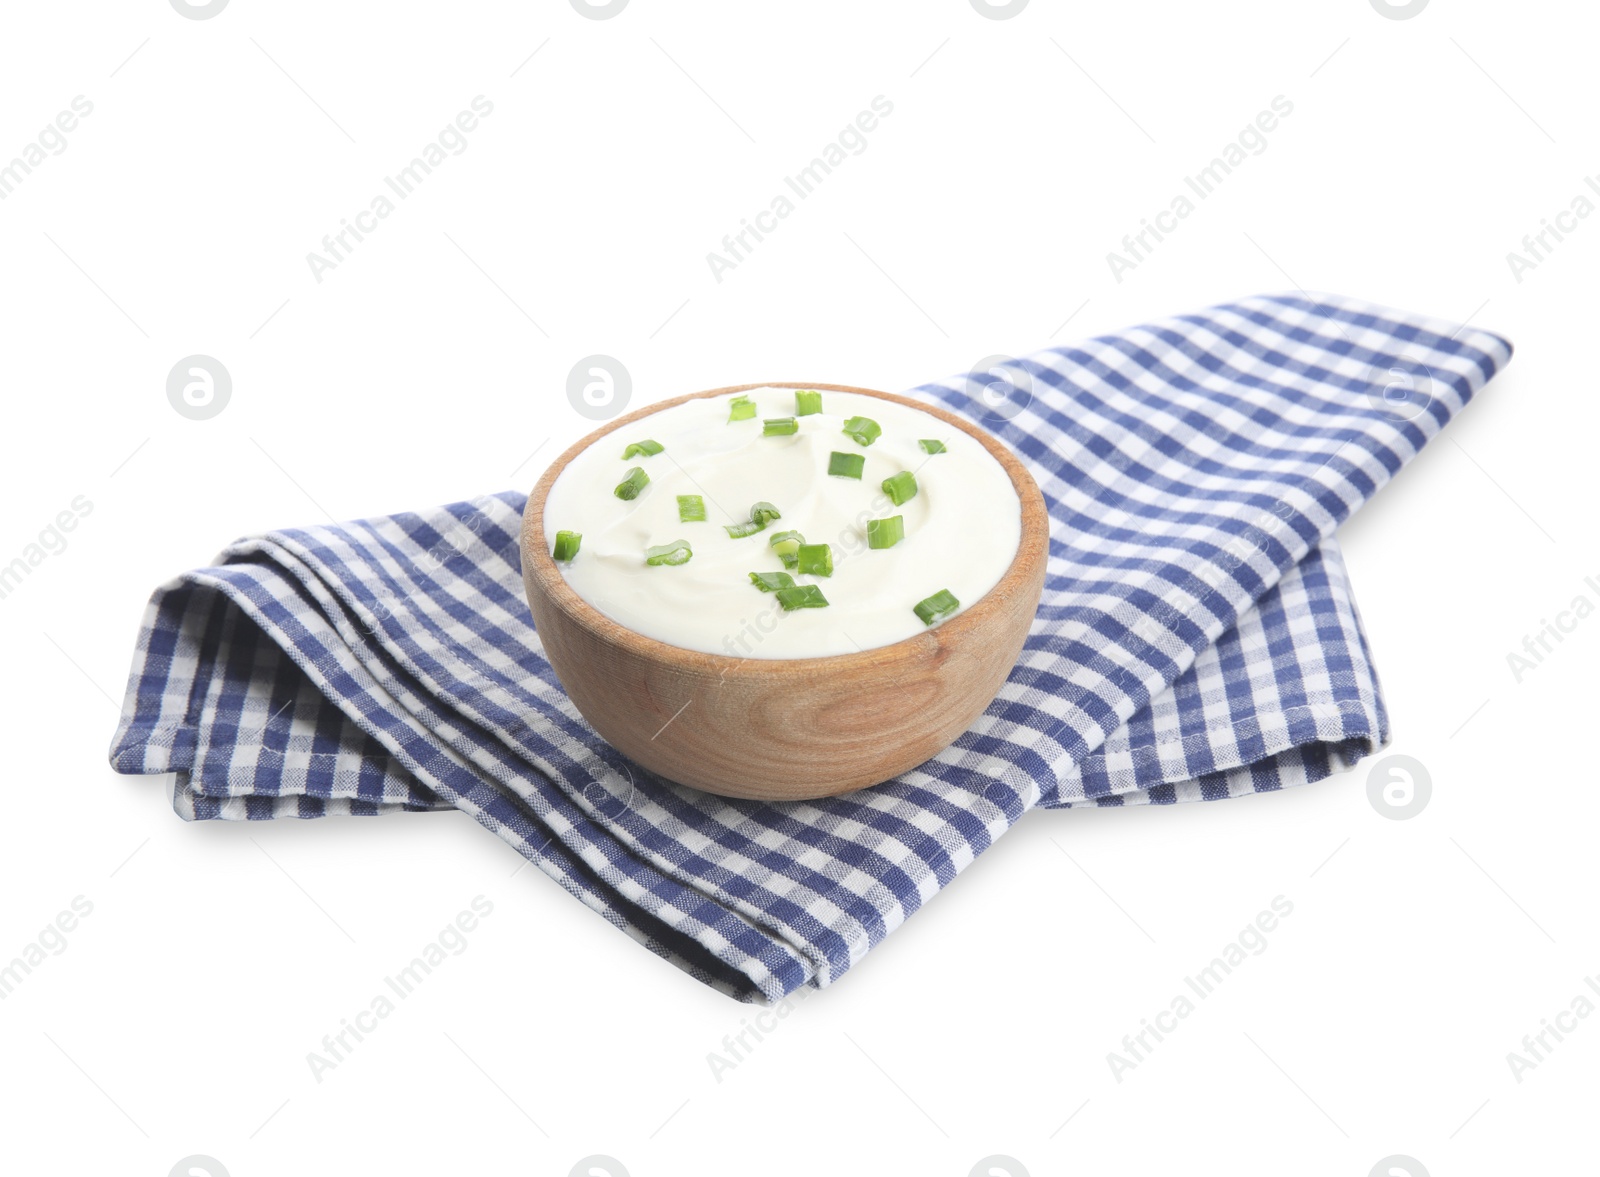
[109,293,1511,1001]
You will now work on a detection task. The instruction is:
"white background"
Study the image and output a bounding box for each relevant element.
[1,0,1593,1173]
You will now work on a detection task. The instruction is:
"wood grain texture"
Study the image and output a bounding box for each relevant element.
[521,382,1049,803]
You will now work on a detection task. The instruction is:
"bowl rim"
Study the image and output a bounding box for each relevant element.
[522,381,1048,675]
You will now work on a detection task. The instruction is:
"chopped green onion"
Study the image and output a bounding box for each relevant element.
[614,466,650,500]
[841,415,881,446]
[748,571,796,593]
[769,529,804,569]
[775,584,829,611]
[676,494,706,523]
[914,588,960,626]
[728,395,756,422]
[763,417,799,437]
[621,439,664,459]
[644,539,693,566]
[866,515,904,550]
[551,530,582,561]
[918,439,947,454]
[828,451,865,480]
[881,470,918,506]
[796,542,833,577]
[726,501,782,537]
[795,389,823,416]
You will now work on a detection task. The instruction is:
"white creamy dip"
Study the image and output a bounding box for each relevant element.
[541,387,1023,658]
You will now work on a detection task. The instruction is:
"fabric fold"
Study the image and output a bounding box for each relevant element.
[109,293,1511,1001]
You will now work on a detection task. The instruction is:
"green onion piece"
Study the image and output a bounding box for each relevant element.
[796,542,833,577]
[881,470,918,506]
[728,395,756,422]
[644,539,693,566]
[769,529,804,569]
[913,588,960,626]
[676,494,706,523]
[775,584,829,611]
[763,417,799,437]
[748,571,796,593]
[614,466,650,500]
[726,500,781,537]
[828,451,865,479]
[795,389,823,416]
[918,439,947,454]
[841,415,881,446]
[866,515,904,550]
[551,530,582,561]
[621,439,664,459]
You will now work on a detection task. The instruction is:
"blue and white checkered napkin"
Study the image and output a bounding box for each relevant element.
[109,294,1511,1001]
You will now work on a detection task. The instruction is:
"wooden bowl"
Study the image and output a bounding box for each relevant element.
[520,382,1048,803]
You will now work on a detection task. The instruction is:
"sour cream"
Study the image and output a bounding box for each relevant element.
[541,387,1022,658]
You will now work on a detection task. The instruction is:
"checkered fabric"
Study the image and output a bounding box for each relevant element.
[109,294,1512,1001]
